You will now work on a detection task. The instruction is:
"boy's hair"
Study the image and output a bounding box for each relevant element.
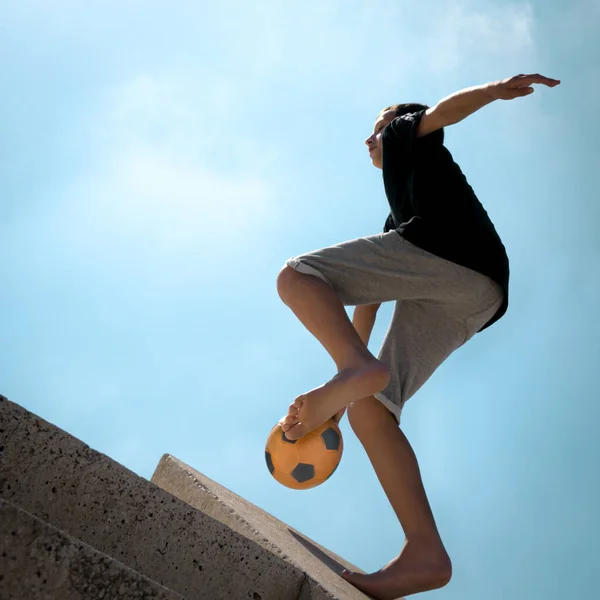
[378,103,430,120]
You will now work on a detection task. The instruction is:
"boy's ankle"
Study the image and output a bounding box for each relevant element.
[403,533,448,556]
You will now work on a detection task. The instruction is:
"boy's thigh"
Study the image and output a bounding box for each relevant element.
[378,290,502,413]
[378,300,465,409]
[285,231,491,307]
[285,232,403,306]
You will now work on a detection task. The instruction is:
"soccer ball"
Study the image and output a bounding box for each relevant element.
[264,419,343,490]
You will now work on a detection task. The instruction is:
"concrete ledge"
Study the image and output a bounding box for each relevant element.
[0,396,305,599]
[0,497,183,600]
[152,454,373,600]
[0,395,25,458]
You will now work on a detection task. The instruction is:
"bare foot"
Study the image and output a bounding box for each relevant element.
[280,359,389,441]
[341,538,452,599]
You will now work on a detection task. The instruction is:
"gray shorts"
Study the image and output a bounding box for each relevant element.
[285,231,504,424]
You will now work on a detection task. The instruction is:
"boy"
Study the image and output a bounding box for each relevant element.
[276,74,559,598]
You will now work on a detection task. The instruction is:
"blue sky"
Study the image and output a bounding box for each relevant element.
[2,1,599,598]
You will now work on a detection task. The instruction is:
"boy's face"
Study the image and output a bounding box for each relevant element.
[365,109,396,169]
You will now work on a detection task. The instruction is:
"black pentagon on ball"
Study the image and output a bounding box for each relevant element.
[291,462,315,483]
[321,427,341,451]
[281,430,297,444]
[265,451,275,474]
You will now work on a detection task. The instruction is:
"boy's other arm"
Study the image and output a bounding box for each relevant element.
[416,73,561,138]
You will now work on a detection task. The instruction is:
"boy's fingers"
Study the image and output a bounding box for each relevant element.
[517,74,561,87]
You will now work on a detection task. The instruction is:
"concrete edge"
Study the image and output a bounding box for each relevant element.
[0,496,184,600]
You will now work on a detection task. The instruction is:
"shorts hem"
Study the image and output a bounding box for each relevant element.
[373,392,402,425]
[285,258,333,287]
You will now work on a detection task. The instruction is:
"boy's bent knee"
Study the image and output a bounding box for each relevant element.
[276,265,301,302]
[277,262,331,303]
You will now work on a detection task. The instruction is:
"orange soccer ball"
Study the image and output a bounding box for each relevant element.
[264,419,344,490]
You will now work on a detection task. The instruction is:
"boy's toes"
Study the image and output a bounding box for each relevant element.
[283,422,307,441]
[291,396,304,412]
[278,395,306,433]
[278,396,305,431]
[279,414,299,432]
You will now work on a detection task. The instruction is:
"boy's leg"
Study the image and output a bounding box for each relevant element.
[276,265,390,440]
[340,293,504,599]
[342,396,451,599]
[277,231,423,440]
[277,231,502,441]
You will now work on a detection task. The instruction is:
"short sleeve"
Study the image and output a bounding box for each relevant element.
[382,109,444,153]
[383,213,396,233]
[380,110,444,231]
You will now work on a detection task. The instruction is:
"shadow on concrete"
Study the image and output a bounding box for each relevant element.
[288,527,359,576]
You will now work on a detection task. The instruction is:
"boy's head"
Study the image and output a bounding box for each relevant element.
[365,103,429,169]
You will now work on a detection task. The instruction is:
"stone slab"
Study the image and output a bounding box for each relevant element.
[0,497,184,600]
[0,395,25,460]
[152,455,377,600]
[0,395,306,599]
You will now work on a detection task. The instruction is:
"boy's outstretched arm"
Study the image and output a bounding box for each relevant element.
[416,73,561,138]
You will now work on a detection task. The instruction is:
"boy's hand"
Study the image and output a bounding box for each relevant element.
[489,74,561,100]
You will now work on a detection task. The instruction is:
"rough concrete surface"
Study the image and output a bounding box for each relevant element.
[0,497,184,600]
[0,396,306,599]
[0,394,25,457]
[152,455,379,600]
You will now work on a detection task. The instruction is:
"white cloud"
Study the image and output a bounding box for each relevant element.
[67,144,274,254]
[57,74,280,275]
[18,0,543,280]
[217,0,538,111]
[424,1,535,74]
[235,0,535,81]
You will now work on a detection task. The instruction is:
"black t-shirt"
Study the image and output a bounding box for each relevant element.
[381,110,509,332]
